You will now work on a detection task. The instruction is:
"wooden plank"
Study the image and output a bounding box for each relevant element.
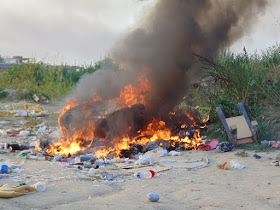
[237,102,252,132]
[216,107,233,141]
[236,137,253,144]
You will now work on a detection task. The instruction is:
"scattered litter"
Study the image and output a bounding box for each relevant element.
[26,154,45,161]
[89,168,99,177]
[200,144,211,151]
[217,162,229,170]
[96,159,105,165]
[100,172,114,181]
[201,139,219,151]
[0,121,9,125]
[235,151,249,157]
[217,160,245,170]
[19,130,29,138]
[29,141,37,147]
[1,164,8,173]
[217,142,235,152]
[0,184,37,198]
[14,110,28,117]
[271,160,279,166]
[24,103,44,112]
[7,130,22,135]
[0,130,7,136]
[261,140,274,145]
[253,154,261,159]
[229,160,245,169]
[271,141,280,149]
[32,94,49,104]
[168,151,182,156]
[54,155,63,161]
[155,148,168,157]
[133,170,155,179]
[147,192,159,202]
[0,143,8,150]
[80,155,96,162]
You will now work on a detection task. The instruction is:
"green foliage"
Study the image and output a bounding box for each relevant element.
[0,89,8,99]
[0,60,102,99]
[0,55,4,62]
[194,44,280,141]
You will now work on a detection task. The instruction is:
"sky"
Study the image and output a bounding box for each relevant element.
[0,0,279,65]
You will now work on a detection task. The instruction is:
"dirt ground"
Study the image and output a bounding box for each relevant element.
[1,101,280,210]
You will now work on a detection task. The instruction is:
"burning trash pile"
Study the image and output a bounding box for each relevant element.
[41,75,207,159]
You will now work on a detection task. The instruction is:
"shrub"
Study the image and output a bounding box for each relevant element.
[0,60,102,99]
[194,44,280,140]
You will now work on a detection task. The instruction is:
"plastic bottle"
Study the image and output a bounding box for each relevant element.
[33,182,46,192]
[133,170,155,179]
[26,154,45,161]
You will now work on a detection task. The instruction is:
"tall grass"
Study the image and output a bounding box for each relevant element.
[0,60,102,99]
[194,44,280,140]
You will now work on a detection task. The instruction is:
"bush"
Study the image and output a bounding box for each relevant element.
[0,60,102,99]
[194,44,280,140]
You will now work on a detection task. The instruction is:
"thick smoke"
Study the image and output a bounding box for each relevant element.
[72,0,269,116]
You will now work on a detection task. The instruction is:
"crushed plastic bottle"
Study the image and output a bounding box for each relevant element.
[133,170,155,179]
[101,172,114,181]
[33,182,46,192]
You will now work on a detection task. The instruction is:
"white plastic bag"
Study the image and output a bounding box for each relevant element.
[229,160,245,169]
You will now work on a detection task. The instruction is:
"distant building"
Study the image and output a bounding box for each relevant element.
[5,56,23,64]
[0,56,33,70]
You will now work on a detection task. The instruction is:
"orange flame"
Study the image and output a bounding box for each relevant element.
[110,75,151,106]
[47,75,204,157]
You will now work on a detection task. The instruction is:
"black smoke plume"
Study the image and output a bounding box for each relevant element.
[71,0,270,116]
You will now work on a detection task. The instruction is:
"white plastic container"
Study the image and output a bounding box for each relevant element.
[75,156,81,164]
[89,168,98,177]
[33,182,46,192]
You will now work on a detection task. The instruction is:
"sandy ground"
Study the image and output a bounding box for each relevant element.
[1,101,280,210]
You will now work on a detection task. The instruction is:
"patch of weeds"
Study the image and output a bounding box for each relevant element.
[0,91,8,100]
[235,151,249,157]
[202,122,227,141]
